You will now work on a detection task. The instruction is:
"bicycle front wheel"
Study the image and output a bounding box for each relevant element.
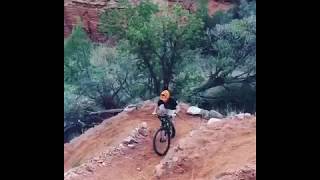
[153,128,171,156]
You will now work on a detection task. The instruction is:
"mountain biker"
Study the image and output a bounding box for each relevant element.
[152,89,179,125]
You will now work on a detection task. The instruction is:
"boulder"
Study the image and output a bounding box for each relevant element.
[209,110,224,119]
[207,118,222,125]
[187,106,202,115]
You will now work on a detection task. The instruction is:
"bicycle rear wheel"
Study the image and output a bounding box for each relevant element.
[153,128,171,156]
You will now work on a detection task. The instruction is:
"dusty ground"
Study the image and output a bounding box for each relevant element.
[64,101,256,180]
[155,116,256,180]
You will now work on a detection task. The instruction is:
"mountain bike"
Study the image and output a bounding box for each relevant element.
[153,114,176,156]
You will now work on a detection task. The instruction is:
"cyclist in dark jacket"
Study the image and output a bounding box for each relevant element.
[152,90,179,124]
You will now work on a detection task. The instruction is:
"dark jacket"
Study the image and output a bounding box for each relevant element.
[158,97,177,110]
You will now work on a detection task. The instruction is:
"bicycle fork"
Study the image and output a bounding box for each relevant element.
[160,130,168,143]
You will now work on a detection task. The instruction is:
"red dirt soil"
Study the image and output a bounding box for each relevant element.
[64,101,256,180]
[155,116,256,180]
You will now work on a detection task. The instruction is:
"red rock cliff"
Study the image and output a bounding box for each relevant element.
[64,0,111,42]
[64,0,231,42]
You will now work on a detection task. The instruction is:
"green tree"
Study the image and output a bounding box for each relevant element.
[100,0,204,95]
[64,23,92,84]
[234,0,256,18]
[194,15,256,93]
[82,45,137,108]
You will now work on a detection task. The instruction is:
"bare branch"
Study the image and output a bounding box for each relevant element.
[231,64,255,78]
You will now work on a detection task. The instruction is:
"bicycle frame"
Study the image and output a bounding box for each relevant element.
[158,115,171,129]
[158,115,172,139]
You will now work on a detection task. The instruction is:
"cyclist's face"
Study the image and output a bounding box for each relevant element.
[160,93,169,102]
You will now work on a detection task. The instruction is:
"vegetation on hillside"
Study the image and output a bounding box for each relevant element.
[64,0,256,123]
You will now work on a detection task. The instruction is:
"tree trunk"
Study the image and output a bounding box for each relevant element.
[162,68,172,90]
[161,52,174,91]
[193,74,256,94]
[140,49,160,95]
[144,68,159,95]
[152,78,160,95]
[193,76,225,93]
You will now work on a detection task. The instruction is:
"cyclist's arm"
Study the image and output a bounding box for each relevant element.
[152,102,159,115]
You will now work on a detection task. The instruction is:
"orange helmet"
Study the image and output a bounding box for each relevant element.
[160,90,170,102]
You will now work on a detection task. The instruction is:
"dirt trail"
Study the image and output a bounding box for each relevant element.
[155,117,256,180]
[64,101,256,180]
[64,102,203,175]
